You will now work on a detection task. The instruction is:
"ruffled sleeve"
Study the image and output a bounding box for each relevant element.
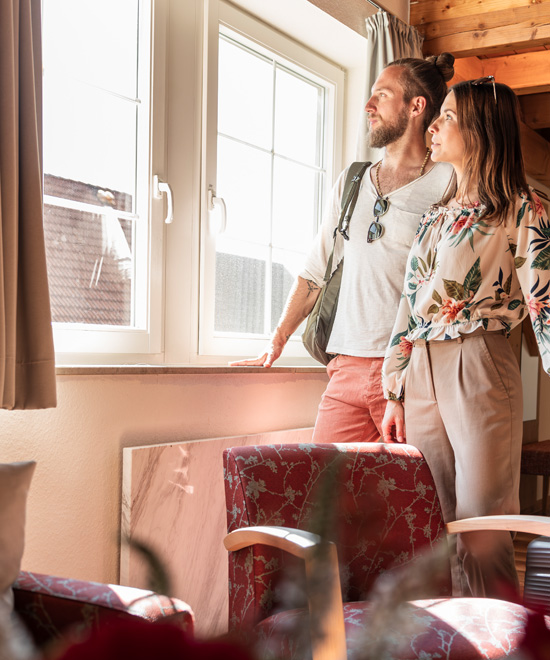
[509,190,550,374]
[381,292,416,400]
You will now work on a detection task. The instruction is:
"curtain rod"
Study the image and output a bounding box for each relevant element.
[365,0,383,10]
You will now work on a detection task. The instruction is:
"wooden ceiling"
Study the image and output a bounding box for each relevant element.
[410,0,550,188]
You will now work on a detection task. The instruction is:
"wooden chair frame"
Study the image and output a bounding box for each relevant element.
[225,515,550,660]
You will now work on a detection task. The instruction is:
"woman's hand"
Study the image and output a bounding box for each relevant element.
[381,400,406,443]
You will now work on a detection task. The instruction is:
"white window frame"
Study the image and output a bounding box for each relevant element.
[47,0,167,363]
[48,0,352,366]
[197,0,344,363]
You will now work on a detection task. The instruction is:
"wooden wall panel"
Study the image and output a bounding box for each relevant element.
[411,0,550,58]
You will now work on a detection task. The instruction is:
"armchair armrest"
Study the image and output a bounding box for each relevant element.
[13,571,194,647]
[224,526,322,557]
[446,514,550,536]
[224,526,346,660]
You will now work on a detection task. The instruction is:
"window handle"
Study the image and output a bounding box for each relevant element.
[207,187,227,234]
[153,175,174,224]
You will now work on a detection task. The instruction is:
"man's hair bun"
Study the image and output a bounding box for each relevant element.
[427,52,455,83]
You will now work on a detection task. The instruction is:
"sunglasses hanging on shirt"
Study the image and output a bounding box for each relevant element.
[368,148,431,244]
[368,195,389,243]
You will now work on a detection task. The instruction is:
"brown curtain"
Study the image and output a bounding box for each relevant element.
[0,0,56,409]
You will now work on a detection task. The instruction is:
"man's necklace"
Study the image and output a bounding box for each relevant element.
[374,147,432,197]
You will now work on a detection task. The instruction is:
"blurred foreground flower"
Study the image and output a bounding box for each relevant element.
[511,610,550,660]
[50,618,256,660]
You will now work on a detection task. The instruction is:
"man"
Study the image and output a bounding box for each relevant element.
[232,54,455,443]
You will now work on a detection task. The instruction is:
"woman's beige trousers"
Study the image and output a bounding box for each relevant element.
[404,330,523,598]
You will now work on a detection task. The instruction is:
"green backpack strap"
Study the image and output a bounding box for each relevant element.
[324,161,371,281]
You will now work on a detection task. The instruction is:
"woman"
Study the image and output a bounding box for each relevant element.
[381,77,550,599]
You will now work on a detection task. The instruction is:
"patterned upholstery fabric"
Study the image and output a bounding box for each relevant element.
[256,598,550,660]
[224,442,451,630]
[13,571,194,647]
[224,442,550,659]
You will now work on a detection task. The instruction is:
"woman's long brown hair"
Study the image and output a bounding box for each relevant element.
[442,80,530,223]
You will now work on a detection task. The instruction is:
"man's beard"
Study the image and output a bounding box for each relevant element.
[368,107,409,149]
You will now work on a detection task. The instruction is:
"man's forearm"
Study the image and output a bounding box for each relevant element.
[274,276,322,340]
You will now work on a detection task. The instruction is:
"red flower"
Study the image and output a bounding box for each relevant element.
[440,299,465,322]
[526,294,546,322]
[450,214,477,235]
[533,194,545,219]
[398,337,413,357]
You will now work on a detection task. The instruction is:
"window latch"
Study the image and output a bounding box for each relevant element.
[207,187,227,234]
[153,175,174,224]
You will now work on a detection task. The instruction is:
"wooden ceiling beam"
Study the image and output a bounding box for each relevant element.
[487,51,550,95]
[415,4,550,42]
[412,0,550,58]
[411,0,547,26]
[448,56,483,85]
[520,92,550,129]
[419,21,550,58]
[449,52,550,95]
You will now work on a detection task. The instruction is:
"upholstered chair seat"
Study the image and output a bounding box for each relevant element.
[224,443,550,660]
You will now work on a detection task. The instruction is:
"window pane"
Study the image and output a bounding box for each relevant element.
[217,136,271,244]
[43,79,137,208]
[215,244,266,334]
[218,37,273,149]
[271,249,307,335]
[42,0,139,99]
[44,204,133,326]
[274,68,323,166]
[272,157,319,250]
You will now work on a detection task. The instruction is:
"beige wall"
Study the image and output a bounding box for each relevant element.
[3,371,327,584]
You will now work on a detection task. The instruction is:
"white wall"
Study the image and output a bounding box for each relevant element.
[5,371,327,583]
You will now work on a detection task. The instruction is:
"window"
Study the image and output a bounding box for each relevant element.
[199,5,344,360]
[40,0,345,364]
[42,0,161,356]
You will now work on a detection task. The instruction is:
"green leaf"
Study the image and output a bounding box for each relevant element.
[514,256,527,269]
[508,299,522,310]
[427,304,439,315]
[517,202,527,228]
[432,289,443,305]
[418,257,428,274]
[491,302,504,310]
[509,243,517,257]
[410,256,419,273]
[504,273,512,295]
[443,279,465,300]
[483,318,489,330]
[532,246,550,271]
[463,257,482,295]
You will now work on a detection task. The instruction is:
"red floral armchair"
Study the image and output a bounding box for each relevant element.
[13,571,194,648]
[224,442,550,660]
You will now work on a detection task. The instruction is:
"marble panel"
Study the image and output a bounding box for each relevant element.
[121,428,314,637]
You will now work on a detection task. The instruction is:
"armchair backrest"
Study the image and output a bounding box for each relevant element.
[224,442,450,630]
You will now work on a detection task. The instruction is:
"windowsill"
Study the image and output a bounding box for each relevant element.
[55,364,327,376]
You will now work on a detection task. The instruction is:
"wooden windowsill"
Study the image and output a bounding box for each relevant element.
[55,365,327,376]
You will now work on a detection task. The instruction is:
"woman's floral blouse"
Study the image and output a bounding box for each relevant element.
[382,190,550,401]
